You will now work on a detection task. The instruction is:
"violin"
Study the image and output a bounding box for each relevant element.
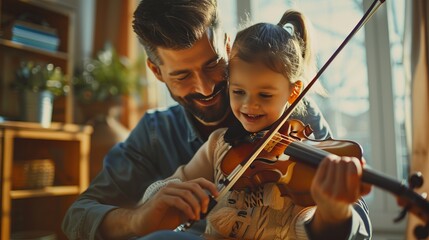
[175,0,429,238]
[219,119,429,237]
[220,119,364,207]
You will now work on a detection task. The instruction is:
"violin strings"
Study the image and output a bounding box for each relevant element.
[264,133,329,165]
[271,132,297,146]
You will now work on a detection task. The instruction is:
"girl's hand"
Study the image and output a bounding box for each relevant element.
[309,155,372,238]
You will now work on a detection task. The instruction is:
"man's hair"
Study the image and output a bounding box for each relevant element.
[133,0,219,65]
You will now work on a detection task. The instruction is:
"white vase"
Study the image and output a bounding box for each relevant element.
[20,90,53,127]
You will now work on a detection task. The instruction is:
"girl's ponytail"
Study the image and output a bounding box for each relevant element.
[279,10,311,61]
[278,10,325,96]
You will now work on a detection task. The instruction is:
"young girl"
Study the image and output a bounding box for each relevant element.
[139,9,371,240]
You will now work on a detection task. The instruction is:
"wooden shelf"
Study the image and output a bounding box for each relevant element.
[17,0,75,15]
[0,0,75,123]
[0,39,69,60]
[0,0,81,238]
[11,186,80,199]
[1,121,91,240]
[0,121,93,135]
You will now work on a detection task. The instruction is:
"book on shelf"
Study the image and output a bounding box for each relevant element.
[12,20,58,36]
[5,20,60,52]
[12,35,58,51]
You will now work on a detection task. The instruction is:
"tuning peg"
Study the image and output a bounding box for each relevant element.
[409,172,424,189]
[414,224,429,239]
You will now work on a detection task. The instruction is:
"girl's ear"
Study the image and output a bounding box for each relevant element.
[288,80,303,104]
[147,59,164,82]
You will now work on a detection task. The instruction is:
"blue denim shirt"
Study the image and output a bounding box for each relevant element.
[62,99,371,239]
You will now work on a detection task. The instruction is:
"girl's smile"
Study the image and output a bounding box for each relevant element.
[241,112,265,124]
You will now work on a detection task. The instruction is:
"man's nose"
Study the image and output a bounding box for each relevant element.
[194,71,215,96]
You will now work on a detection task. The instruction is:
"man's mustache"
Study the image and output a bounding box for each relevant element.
[186,81,227,100]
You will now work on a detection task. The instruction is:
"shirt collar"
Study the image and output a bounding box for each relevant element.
[182,106,203,143]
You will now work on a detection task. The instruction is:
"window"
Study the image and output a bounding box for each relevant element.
[387,0,408,181]
[251,0,372,162]
[250,0,370,166]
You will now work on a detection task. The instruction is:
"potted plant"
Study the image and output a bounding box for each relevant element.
[13,61,67,127]
[73,45,140,180]
[73,45,138,121]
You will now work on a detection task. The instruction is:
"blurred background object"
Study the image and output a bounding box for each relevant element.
[12,61,67,127]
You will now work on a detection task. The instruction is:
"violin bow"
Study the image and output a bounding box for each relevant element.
[176,1,429,237]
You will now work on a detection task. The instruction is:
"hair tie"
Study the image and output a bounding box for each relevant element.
[283,23,294,36]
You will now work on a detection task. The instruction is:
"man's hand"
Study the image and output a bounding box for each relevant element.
[99,177,218,239]
[130,177,218,236]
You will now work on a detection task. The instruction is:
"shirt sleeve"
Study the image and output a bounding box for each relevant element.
[298,198,372,240]
[61,138,152,240]
[61,197,119,240]
[291,97,332,140]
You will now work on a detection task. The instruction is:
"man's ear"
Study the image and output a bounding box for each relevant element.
[146,59,163,82]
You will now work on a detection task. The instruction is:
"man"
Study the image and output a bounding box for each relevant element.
[62,0,369,239]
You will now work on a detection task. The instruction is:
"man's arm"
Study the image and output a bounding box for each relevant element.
[103,130,223,238]
[61,137,156,239]
[60,142,144,240]
[62,107,212,239]
[100,177,217,239]
[99,208,136,239]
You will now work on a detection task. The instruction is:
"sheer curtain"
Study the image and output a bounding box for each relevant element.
[404,0,429,239]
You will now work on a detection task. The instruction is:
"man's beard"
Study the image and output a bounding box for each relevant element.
[171,81,229,123]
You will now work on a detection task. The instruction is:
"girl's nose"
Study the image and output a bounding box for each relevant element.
[243,95,260,110]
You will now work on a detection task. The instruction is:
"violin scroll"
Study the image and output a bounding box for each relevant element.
[393,172,429,239]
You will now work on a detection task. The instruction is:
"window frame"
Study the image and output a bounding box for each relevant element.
[363,0,406,233]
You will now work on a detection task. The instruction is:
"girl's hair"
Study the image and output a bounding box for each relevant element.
[230,10,324,97]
